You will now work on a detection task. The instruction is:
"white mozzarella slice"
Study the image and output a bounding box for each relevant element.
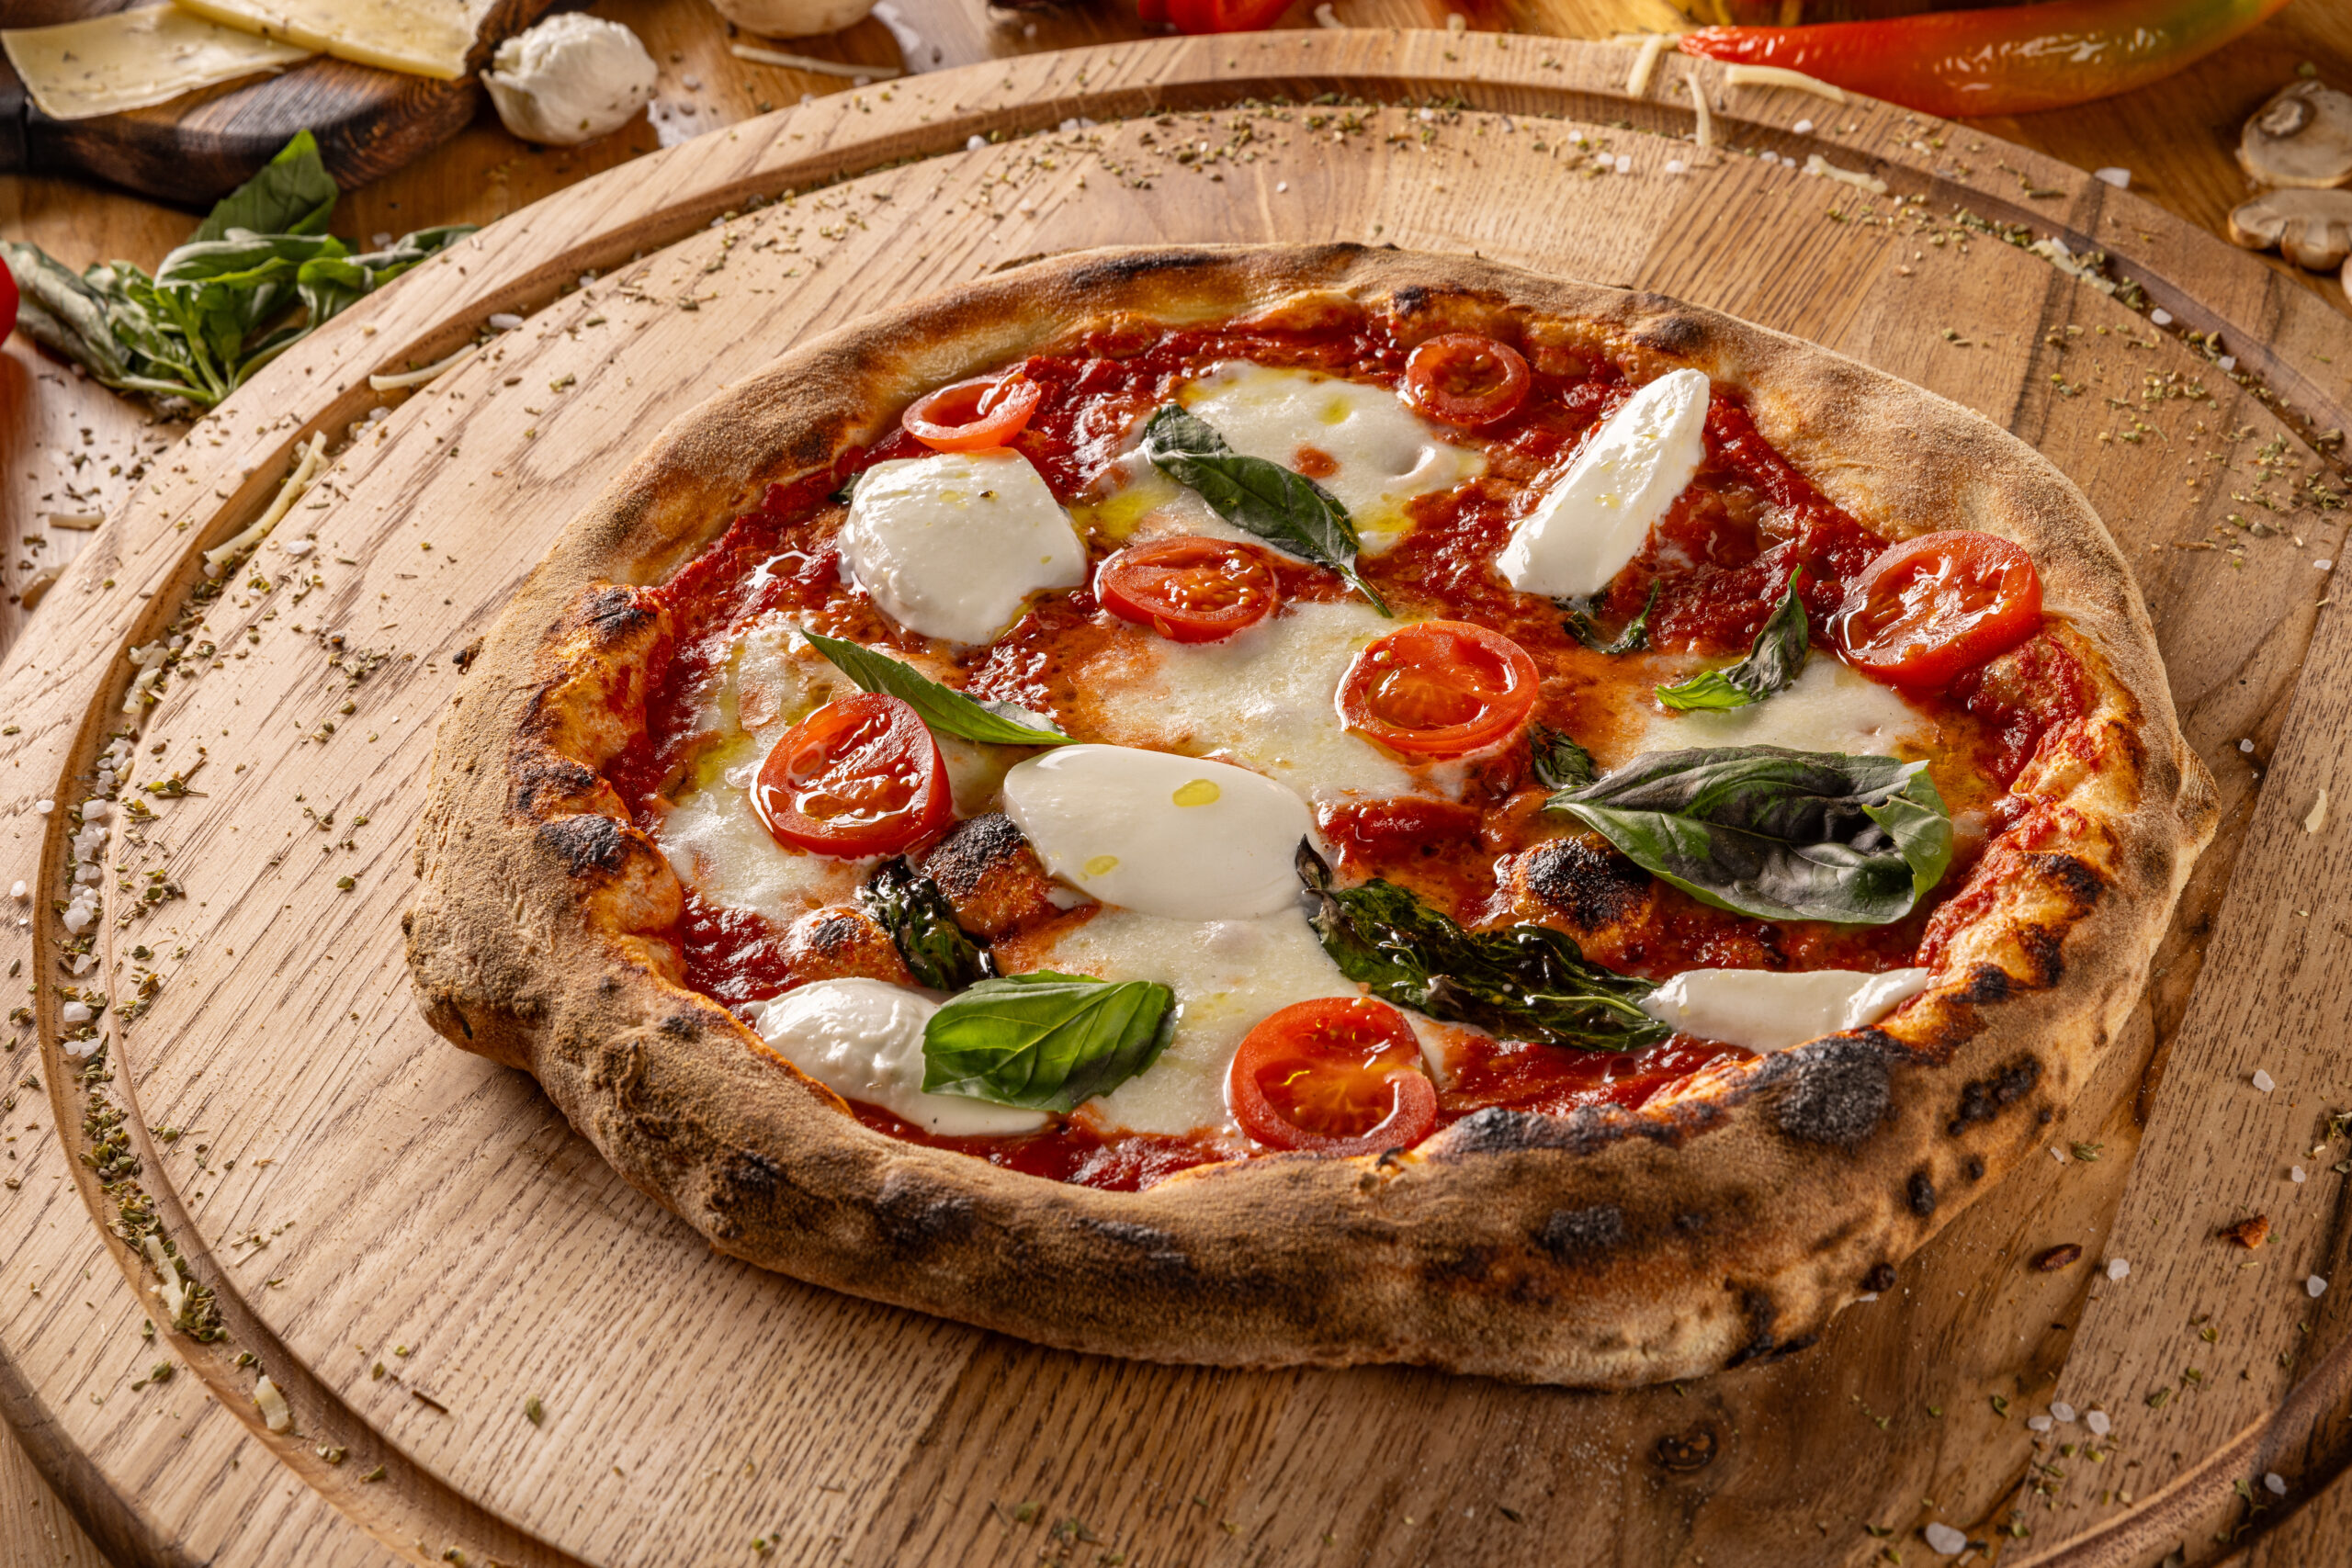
[838,449,1086,644]
[1085,600,1428,803]
[1001,746,1311,920]
[1020,909,1358,1134]
[751,979,1049,1136]
[1640,966,1930,1053]
[1498,367,1711,599]
[1180,362,1482,555]
[1644,655,1928,758]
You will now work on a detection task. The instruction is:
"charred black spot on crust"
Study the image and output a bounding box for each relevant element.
[922,813,1028,900]
[1437,1104,1684,1157]
[576,584,653,645]
[1536,1204,1626,1259]
[1947,1056,2042,1135]
[803,911,875,958]
[1907,1170,1937,1217]
[1064,249,1234,292]
[1723,1290,1815,1368]
[1761,1035,1894,1149]
[705,1146,814,1240]
[1073,1216,1193,1280]
[1954,964,2016,1006]
[1634,313,1706,356]
[2016,923,2065,988]
[658,1012,698,1040]
[1863,1262,1897,1292]
[1423,1245,1498,1286]
[1965,1156,1985,1181]
[874,1168,979,1254]
[1521,840,1649,931]
[538,814,628,876]
[2027,852,2107,913]
[511,752,602,816]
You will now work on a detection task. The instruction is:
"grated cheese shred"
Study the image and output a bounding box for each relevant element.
[1724,63,1848,104]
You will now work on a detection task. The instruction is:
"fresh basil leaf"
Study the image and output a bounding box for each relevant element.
[295,225,472,330]
[193,129,335,243]
[801,630,1073,747]
[2,242,130,383]
[1138,403,1391,615]
[922,971,1177,1112]
[1547,746,1954,925]
[862,857,990,991]
[1531,726,1596,790]
[1297,843,1666,1051]
[1563,579,1658,655]
[1655,571,1809,713]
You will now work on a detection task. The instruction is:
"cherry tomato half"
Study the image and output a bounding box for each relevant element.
[901,371,1044,452]
[1228,997,1440,1155]
[1161,0,1289,32]
[1339,619,1542,759]
[1834,530,2044,689]
[1400,333,1532,427]
[1095,536,1281,643]
[752,692,955,858]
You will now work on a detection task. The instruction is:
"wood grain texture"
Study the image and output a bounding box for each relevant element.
[1,18,2351,1568]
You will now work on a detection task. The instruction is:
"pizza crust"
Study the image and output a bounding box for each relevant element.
[404,245,2216,1386]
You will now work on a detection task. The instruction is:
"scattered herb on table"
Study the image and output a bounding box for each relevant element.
[1654,571,1809,712]
[922,972,1176,1112]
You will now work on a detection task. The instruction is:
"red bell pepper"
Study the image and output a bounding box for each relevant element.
[1679,0,2296,120]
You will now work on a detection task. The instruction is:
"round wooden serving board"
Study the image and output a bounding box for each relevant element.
[3,31,2350,1568]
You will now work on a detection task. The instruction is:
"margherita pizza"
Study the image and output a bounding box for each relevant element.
[406,246,2215,1385]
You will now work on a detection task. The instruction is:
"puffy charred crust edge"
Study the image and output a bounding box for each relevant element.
[403,244,2217,1390]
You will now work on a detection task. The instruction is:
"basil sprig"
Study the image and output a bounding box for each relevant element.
[862,858,989,991]
[1654,572,1809,713]
[1564,580,1658,656]
[1137,404,1391,615]
[922,972,1177,1112]
[802,630,1071,747]
[1297,844,1666,1052]
[1531,726,1597,790]
[1547,746,1953,925]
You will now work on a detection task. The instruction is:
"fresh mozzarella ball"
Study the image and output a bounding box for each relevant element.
[1639,966,1930,1053]
[1498,367,1711,599]
[750,979,1047,1135]
[839,449,1087,645]
[481,15,657,147]
[1001,746,1312,920]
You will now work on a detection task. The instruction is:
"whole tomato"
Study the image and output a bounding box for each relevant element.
[0,257,17,343]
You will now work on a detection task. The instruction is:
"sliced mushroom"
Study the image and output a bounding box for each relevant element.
[2239,80,2352,189]
[2228,188,2352,271]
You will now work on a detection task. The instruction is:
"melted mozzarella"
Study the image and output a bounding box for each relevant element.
[751,979,1049,1135]
[1001,746,1310,919]
[1012,909,1357,1134]
[839,449,1086,644]
[1499,367,1710,599]
[1178,362,1482,555]
[1643,655,1929,758]
[1640,966,1930,1053]
[658,731,873,916]
[1082,600,1428,803]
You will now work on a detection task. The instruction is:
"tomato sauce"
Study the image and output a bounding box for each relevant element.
[606,310,2096,1190]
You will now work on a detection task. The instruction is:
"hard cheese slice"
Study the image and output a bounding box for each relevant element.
[2,6,312,121]
[173,0,491,80]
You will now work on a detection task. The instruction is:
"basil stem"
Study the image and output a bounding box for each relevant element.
[1547,745,1953,925]
[1563,580,1658,656]
[862,857,990,991]
[801,630,1072,747]
[1137,403,1391,615]
[1654,571,1809,713]
[1296,843,1666,1052]
[922,972,1177,1112]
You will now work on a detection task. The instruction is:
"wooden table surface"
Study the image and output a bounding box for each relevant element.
[1,1,2347,1563]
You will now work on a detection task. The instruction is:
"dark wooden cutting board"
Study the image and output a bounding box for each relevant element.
[0,0,557,205]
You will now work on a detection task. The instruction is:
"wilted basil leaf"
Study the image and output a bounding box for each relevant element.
[1138,403,1390,615]
[1655,571,1809,712]
[1297,843,1665,1051]
[922,972,1177,1111]
[1563,580,1658,655]
[802,630,1072,747]
[863,857,990,991]
[1547,746,1953,924]
[1531,726,1597,790]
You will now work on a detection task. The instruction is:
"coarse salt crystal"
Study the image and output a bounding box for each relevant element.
[1923,1521,1967,1556]
[2086,1410,2111,1436]
[2293,1166,2308,1183]
[1277,181,1288,192]
[2107,1258,2130,1280]
[2151,308,2174,326]
[2318,559,2334,570]
[487,312,524,332]
[2052,1145,2068,1162]
[2027,1414,2053,1432]
[1615,154,1632,173]
[2309,1274,2329,1297]
[2220,355,2238,371]
[61,1002,91,1025]
[2254,1068,2277,1092]
[7,882,23,901]
[2266,1472,2288,1495]
[2051,1401,2076,1423]
[34,799,52,815]
[1792,118,1814,134]
[2239,739,2256,753]
[2094,166,2131,188]
[966,134,987,152]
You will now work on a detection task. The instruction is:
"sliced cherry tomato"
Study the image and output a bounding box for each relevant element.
[1400,333,1532,427]
[1095,536,1281,643]
[901,371,1044,452]
[1162,0,1288,32]
[752,692,954,857]
[1339,619,1542,759]
[1834,530,2043,689]
[1228,998,1439,1155]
